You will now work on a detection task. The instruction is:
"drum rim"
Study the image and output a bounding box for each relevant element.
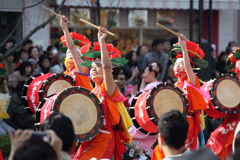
[22,73,45,113]
[53,86,104,142]
[147,83,189,125]
[129,91,157,135]
[35,96,48,128]
[40,73,76,100]
[210,74,240,114]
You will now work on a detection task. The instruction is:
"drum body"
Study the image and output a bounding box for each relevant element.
[210,74,240,114]
[130,83,188,135]
[22,73,75,113]
[36,87,104,142]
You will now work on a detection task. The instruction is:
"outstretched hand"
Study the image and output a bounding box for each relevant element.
[60,15,69,30]
[178,33,187,48]
[98,26,107,42]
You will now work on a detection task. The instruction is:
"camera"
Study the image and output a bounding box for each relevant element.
[32,131,48,138]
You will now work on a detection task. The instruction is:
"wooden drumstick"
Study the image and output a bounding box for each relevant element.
[42,5,61,17]
[79,18,116,37]
[156,23,189,41]
[42,5,73,24]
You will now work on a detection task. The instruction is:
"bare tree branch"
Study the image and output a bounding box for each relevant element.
[0,0,45,49]
[2,0,66,60]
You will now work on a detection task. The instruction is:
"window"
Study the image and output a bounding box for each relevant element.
[100,9,119,28]
[128,10,147,27]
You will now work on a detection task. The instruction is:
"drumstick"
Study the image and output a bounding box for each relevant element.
[42,5,73,24]
[42,5,61,17]
[156,23,188,41]
[79,18,116,37]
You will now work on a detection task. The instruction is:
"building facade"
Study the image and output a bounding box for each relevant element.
[0,0,239,54]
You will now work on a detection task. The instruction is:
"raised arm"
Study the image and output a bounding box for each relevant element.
[98,27,116,97]
[60,15,85,72]
[179,34,196,85]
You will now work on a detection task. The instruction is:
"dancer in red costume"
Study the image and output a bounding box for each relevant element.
[152,34,208,159]
[206,48,240,160]
[72,27,132,160]
[60,15,92,90]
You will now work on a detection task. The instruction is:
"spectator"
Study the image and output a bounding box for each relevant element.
[140,62,162,91]
[36,45,44,56]
[9,130,62,160]
[0,40,15,54]
[3,54,16,76]
[5,82,35,129]
[215,51,228,75]
[15,49,29,68]
[115,72,127,96]
[33,55,54,75]
[136,45,148,71]
[225,41,238,54]
[141,39,168,81]
[40,113,74,160]
[22,39,33,51]
[8,61,33,90]
[47,45,60,65]
[28,47,40,69]
[51,53,65,74]
[123,50,138,81]
[152,110,190,160]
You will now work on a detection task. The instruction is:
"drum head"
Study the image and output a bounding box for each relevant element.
[40,74,75,99]
[148,83,188,124]
[211,75,240,113]
[54,87,103,142]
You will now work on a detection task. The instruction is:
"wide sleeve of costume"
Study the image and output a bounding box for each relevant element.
[151,145,165,160]
[65,67,93,91]
[100,84,133,144]
[185,76,207,111]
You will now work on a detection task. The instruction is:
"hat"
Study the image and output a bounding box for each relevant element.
[169,41,208,68]
[226,47,240,73]
[80,42,128,67]
[59,32,91,52]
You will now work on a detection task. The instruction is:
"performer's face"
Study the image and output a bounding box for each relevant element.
[173,58,185,76]
[90,61,103,83]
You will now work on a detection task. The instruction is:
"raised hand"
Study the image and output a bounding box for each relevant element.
[60,15,69,30]
[178,33,187,48]
[98,26,108,42]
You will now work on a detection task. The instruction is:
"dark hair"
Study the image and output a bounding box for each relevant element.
[40,113,74,152]
[169,38,178,47]
[19,61,33,76]
[23,39,33,46]
[158,110,188,149]
[136,45,143,56]
[38,55,52,73]
[28,47,38,56]
[47,45,54,53]
[19,49,28,55]
[6,39,15,44]
[152,39,164,49]
[144,62,162,78]
[13,135,57,160]
[125,50,137,66]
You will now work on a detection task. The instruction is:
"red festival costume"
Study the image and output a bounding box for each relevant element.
[206,48,240,160]
[151,41,208,160]
[73,42,132,160]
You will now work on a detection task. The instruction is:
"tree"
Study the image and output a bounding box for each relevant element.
[1,0,66,61]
